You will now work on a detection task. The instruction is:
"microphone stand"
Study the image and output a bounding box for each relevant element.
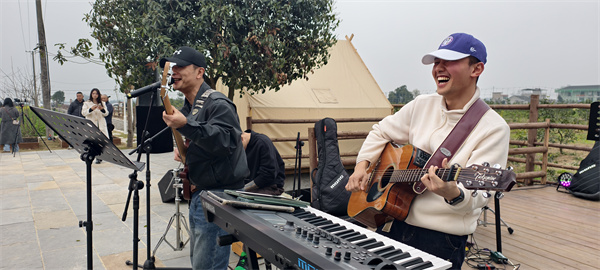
[122,91,189,270]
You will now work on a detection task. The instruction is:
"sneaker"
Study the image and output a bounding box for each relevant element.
[95,159,102,164]
[235,251,248,270]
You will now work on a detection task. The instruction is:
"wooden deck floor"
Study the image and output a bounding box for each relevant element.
[463,185,600,269]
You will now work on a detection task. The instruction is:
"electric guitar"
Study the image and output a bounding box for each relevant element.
[347,143,517,228]
[159,62,192,200]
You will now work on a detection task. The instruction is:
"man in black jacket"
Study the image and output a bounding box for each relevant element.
[67,92,84,118]
[161,46,249,270]
[101,94,114,142]
[241,129,285,195]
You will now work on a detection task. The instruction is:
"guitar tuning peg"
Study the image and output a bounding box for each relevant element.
[482,191,491,198]
[471,190,478,197]
[492,163,502,169]
[495,192,505,200]
[482,162,490,167]
[506,166,514,171]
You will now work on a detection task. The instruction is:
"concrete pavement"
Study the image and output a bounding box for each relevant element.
[0,148,245,270]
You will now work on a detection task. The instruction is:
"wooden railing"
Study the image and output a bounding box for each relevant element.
[247,95,593,185]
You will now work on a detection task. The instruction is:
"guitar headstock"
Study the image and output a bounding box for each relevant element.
[160,62,175,113]
[459,164,517,192]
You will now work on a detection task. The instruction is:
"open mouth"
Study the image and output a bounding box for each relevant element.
[437,76,450,84]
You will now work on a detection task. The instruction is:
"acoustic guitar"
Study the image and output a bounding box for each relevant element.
[159,62,192,200]
[347,142,516,228]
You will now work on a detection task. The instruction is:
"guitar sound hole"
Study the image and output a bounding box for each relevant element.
[379,166,394,188]
[366,166,394,202]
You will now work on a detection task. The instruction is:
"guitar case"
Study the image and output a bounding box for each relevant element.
[568,141,600,201]
[310,118,352,216]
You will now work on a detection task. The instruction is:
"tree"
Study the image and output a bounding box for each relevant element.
[56,0,339,100]
[51,90,65,105]
[538,100,586,153]
[0,67,40,106]
[388,85,413,104]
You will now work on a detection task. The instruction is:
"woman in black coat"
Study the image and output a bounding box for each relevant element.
[0,98,23,152]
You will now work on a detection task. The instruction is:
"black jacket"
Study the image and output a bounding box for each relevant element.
[244,130,285,188]
[67,99,84,118]
[104,101,113,125]
[178,82,248,190]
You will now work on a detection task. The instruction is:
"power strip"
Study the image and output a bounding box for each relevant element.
[491,251,508,264]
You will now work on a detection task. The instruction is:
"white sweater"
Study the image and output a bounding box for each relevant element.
[82,101,109,138]
[356,88,510,235]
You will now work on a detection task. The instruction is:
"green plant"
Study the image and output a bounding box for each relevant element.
[18,106,46,138]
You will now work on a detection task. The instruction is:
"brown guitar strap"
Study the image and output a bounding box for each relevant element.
[413,98,490,193]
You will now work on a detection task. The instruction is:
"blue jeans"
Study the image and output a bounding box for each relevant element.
[376,221,467,269]
[189,190,230,270]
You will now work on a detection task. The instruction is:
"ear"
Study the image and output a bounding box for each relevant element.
[471,62,484,78]
[196,67,205,80]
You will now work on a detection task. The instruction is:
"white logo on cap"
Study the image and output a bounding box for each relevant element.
[174,50,182,55]
[441,36,454,47]
[470,47,476,52]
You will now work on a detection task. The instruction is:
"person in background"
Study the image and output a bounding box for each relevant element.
[0,98,23,153]
[101,94,114,143]
[345,33,510,269]
[160,46,249,270]
[82,88,109,163]
[67,92,85,118]
[240,129,285,195]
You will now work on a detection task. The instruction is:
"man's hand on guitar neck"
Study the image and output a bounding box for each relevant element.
[162,107,187,129]
[174,148,182,162]
[420,158,462,202]
[346,161,370,192]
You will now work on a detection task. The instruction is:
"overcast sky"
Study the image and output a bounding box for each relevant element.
[2,0,599,102]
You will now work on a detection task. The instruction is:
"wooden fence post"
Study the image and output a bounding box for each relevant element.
[541,118,550,184]
[246,116,252,130]
[525,94,540,185]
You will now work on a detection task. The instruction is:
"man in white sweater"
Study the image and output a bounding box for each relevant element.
[346,33,510,269]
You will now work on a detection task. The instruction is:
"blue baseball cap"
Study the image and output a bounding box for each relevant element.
[422,33,487,65]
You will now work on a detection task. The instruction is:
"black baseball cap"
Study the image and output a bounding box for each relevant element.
[159,46,207,68]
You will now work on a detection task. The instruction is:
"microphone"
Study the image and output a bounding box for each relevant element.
[126,78,173,99]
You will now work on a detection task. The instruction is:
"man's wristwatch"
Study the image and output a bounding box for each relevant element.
[445,188,465,206]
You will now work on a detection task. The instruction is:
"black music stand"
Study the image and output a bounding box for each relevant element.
[30,107,144,270]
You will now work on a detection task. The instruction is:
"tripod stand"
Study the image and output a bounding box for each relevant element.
[478,192,514,253]
[153,168,190,254]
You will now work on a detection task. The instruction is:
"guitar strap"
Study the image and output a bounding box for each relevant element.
[381,98,490,232]
[413,98,490,193]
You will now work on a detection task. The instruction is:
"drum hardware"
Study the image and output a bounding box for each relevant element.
[153,168,191,253]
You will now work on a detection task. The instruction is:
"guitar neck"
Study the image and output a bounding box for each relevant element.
[390,168,457,184]
[160,62,187,163]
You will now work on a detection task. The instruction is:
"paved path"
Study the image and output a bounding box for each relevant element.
[0,149,244,269]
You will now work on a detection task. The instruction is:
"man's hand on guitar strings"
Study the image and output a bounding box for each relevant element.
[162,107,187,129]
[420,158,461,201]
[346,161,370,192]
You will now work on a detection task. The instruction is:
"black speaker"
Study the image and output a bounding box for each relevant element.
[158,169,178,203]
[136,106,173,153]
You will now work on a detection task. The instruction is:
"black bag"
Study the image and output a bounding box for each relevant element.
[311,118,352,216]
[569,141,600,201]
